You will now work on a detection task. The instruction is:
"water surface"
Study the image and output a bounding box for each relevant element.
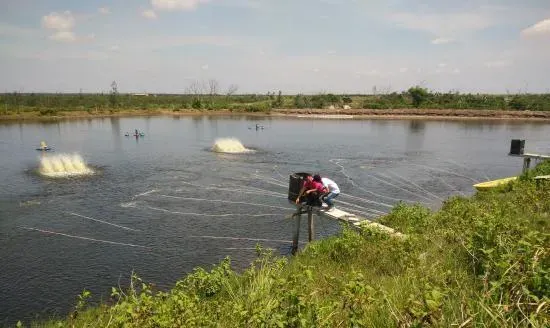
[1,116,549,325]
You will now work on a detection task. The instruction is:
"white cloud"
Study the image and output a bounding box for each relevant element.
[452,68,460,74]
[399,67,408,73]
[42,11,75,31]
[390,12,492,36]
[41,11,86,43]
[431,37,454,45]
[110,45,120,52]
[142,9,158,19]
[201,64,209,70]
[521,18,550,37]
[99,7,111,15]
[151,0,210,11]
[312,68,320,73]
[485,59,512,68]
[437,63,447,68]
[48,31,77,42]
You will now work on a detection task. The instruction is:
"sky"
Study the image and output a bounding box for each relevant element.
[1,0,550,94]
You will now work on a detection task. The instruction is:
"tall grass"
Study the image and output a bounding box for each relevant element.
[19,161,550,327]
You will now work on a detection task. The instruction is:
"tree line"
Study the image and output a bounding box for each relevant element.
[2,81,550,115]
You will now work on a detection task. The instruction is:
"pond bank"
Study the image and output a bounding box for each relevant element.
[1,108,550,122]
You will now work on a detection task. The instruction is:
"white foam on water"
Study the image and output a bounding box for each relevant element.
[39,153,94,177]
[211,138,253,154]
[120,201,137,208]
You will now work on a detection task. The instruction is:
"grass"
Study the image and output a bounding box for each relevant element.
[2,89,550,119]
[16,161,550,327]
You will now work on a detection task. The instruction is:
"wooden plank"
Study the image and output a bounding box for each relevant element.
[509,153,550,160]
[290,202,404,238]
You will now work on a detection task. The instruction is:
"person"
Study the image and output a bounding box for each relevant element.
[295,174,324,206]
[313,174,340,210]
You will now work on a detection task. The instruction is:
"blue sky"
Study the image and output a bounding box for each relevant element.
[1,0,550,93]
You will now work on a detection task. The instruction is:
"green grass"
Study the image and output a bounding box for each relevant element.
[3,89,550,117]
[17,161,550,327]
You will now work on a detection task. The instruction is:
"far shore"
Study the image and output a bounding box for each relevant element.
[2,108,550,122]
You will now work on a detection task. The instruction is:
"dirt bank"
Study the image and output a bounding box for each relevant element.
[272,108,550,121]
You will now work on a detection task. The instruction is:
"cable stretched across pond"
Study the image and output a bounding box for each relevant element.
[66,212,141,232]
[157,194,293,210]
[18,226,150,249]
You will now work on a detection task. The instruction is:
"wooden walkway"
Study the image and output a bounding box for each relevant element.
[289,203,403,254]
[509,152,550,173]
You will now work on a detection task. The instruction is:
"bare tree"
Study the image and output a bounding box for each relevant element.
[226,84,239,96]
[208,79,219,96]
[186,80,205,96]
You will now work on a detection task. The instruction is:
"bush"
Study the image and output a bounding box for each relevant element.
[408,86,429,108]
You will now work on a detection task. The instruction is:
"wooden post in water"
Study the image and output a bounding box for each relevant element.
[307,207,314,242]
[522,157,531,174]
[291,208,302,255]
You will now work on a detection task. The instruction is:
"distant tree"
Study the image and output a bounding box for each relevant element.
[109,81,118,107]
[408,86,429,108]
[274,90,283,107]
[208,79,219,96]
[342,96,353,104]
[294,94,310,108]
[226,84,239,96]
[326,93,340,104]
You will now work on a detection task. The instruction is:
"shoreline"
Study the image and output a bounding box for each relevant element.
[1,108,550,122]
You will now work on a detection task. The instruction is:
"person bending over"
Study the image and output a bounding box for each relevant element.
[295,174,324,206]
[313,174,340,210]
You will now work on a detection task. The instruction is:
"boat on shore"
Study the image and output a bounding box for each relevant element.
[473,176,517,191]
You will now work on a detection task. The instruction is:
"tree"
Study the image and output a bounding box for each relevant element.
[109,81,118,107]
[274,90,283,107]
[208,79,219,96]
[408,86,429,108]
[226,84,239,96]
[186,80,205,109]
[186,80,205,95]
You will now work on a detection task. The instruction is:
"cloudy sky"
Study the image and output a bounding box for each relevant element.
[1,0,550,94]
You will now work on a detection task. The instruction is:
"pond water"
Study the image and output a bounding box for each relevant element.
[1,115,549,325]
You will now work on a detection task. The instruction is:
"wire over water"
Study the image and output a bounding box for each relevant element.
[18,226,149,249]
[157,194,293,210]
[379,171,444,201]
[144,205,280,217]
[66,212,141,232]
[330,159,423,203]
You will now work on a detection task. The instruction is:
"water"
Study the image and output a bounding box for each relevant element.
[1,116,549,325]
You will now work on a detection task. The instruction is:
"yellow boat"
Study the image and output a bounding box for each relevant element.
[473,177,518,191]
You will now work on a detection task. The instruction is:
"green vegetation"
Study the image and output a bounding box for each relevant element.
[3,85,550,118]
[22,161,550,327]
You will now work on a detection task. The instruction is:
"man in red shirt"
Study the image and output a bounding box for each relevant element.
[295,174,324,206]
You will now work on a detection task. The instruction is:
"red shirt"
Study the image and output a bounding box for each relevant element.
[303,180,324,192]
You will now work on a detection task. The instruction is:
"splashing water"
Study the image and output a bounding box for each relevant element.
[39,153,94,177]
[211,138,253,154]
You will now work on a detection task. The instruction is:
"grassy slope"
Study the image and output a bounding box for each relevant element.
[26,162,550,328]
